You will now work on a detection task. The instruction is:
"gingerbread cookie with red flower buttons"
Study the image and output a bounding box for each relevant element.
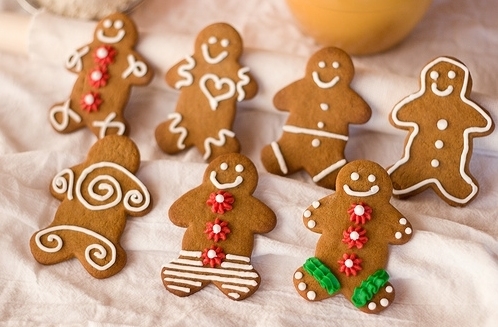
[293,160,412,314]
[49,12,153,139]
[161,153,276,300]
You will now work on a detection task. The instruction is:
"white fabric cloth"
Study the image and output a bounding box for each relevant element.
[0,0,497,325]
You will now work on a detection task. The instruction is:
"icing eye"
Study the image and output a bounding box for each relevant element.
[221,39,230,47]
[430,71,439,80]
[114,20,124,29]
[332,61,340,69]
[320,103,329,111]
[448,70,456,79]
[220,163,228,170]
[318,61,326,68]
[351,172,359,181]
[103,19,112,28]
[368,174,376,182]
[208,36,217,44]
[235,164,244,173]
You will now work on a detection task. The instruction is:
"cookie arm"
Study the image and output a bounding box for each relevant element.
[302,201,325,234]
[272,81,300,112]
[247,199,277,234]
[235,67,258,101]
[168,189,199,227]
[65,45,91,74]
[385,206,413,245]
[165,56,195,90]
[120,51,154,85]
[347,90,372,124]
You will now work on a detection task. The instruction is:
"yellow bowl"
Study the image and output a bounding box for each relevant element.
[285,0,433,55]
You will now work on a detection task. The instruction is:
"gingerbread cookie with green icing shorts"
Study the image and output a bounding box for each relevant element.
[155,22,258,161]
[261,47,371,189]
[49,12,153,139]
[293,160,412,314]
[387,56,494,206]
[161,153,276,300]
[30,135,152,279]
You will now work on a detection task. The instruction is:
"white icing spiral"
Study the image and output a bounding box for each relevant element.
[52,168,75,200]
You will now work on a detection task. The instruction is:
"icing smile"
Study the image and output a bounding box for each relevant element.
[343,184,379,197]
[431,83,453,97]
[210,171,243,189]
[312,71,339,88]
[96,19,126,44]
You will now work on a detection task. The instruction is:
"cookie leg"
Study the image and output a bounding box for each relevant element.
[357,282,395,314]
[310,159,346,189]
[202,129,240,161]
[437,175,477,206]
[49,100,85,134]
[350,269,394,314]
[155,113,190,155]
[30,227,75,265]
[261,142,290,176]
[211,263,261,301]
[293,257,341,302]
[90,112,128,139]
[161,256,210,297]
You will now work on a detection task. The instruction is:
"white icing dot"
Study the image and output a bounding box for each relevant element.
[220,39,229,47]
[91,70,103,81]
[114,20,123,29]
[395,232,402,239]
[312,201,320,209]
[207,249,217,259]
[84,94,95,105]
[212,224,222,234]
[380,298,389,307]
[298,282,307,291]
[448,70,456,79]
[215,194,225,203]
[307,220,316,229]
[317,121,324,129]
[96,47,108,59]
[431,159,440,168]
[435,140,444,149]
[208,36,217,44]
[332,61,340,69]
[103,19,112,28]
[350,231,360,241]
[405,227,412,235]
[303,210,311,218]
[294,271,303,280]
[351,172,359,181]
[311,139,321,147]
[320,103,329,111]
[235,164,244,172]
[318,61,326,68]
[220,162,228,170]
[437,119,448,130]
[385,285,393,293]
[307,291,316,301]
[368,174,376,182]
[399,218,407,225]
[344,259,354,268]
[430,71,439,80]
[368,302,377,311]
[354,205,365,216]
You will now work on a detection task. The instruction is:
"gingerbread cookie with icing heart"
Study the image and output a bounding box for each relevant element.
[155,22,258,161]
[30,135,152,279]
[387,56,494,206]
[49,12,153,139]
[293,160,412,314]
[261,47,371,189]
[161,153,276,300]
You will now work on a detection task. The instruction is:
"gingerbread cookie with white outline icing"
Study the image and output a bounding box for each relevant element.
[387,56,494,206]
[161,153,276,300]
[293,160,412,314]
[30,135,152,279]
[49,12,153,139]
[155,22,258,162]
[261,47,371,189]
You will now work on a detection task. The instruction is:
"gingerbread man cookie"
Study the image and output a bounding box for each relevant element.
[293,160,412,314]
[30,135,152,279]
[387,56,494,206]
[161,153,276,300]
[261,47,371,189]
[49,12,153,139]
[155,22,258,161]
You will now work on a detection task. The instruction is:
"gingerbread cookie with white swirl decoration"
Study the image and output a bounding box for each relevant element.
[261,47,371,189]
[387,56,494,206]
[161,153,276,300]
[30,135,152,279]
[155,22,258,161]
[293,160,412,314]
[49,12,153,139]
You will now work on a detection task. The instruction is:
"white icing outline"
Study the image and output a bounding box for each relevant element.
[201,43,228,64]
[175,56,196,89]
[313,159,346,182]
[270,141,288,174]
[49,100,82,132]
[96,28,126,44]
[236,67,251,101]
[388,57,493,204]
[75,161,150,212]
[199,74,236,110]
[92,112,126,139]
[121,54,148,79]
[52,168,75,200]
[66,46,89,72]
[312,71,339,89]
[203,129,236,160]
[34,225,116,271]
[167,112,188,150]
[210,171,243,189]
[343,184,380,197]
[282,125,349,141]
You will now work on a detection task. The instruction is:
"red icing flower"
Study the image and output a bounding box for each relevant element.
[347,202,372,225]
[88,67,109,88]
[342,226,368,249]
[80,92,102,113]
[201,245,226,268]
[338,253,362,277]
[204,217,231,242]
[93,45,117,66]
[206,190,234,214]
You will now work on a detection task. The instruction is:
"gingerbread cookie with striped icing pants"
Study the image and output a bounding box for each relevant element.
[261,47,371,189]
[30,135,152,279]
[387,56,494,206]
[155,22,258,162]
[161,153,276,300]
[293,160,412,314]
[49,12,153,139]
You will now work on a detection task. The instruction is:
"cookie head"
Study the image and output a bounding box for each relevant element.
[195,22,243,64]
[306,47,354,88]
[424,57,470,98]
[337,160,392,201]
[204,153,258,194]
[86,135,141,173]
[94,12,137,47]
